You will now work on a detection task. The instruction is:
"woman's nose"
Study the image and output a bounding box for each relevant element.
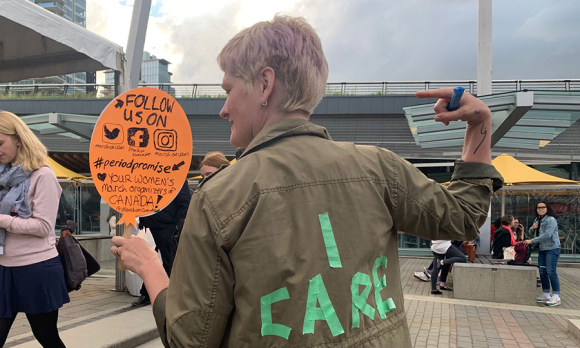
[219,104,228,119]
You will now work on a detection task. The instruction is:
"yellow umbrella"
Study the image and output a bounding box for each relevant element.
[47,157,87,180]
[492,154,579,185]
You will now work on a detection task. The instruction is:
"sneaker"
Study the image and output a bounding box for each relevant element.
[536,296,550,303]
[414,272,429,282]
[423,267,431,279]
[546,296,561,307]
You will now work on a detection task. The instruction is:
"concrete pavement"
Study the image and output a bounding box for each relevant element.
[6,257,580,348]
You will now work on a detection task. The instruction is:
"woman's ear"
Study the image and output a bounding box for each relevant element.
[259,67,276,106]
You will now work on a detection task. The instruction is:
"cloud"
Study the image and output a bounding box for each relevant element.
[515,1,580,42]
[157,4,241,82]
[87,0,580,84]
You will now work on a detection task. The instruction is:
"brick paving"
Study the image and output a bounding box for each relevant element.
[6,258,580,347]
[6,260,135,344]
[402,257,580,347]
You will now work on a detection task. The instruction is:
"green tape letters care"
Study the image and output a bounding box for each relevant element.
[303,274,345,337]
[351,272,375,329]
[318,212,342,268]
[372,256,396,319]
[261,287,292,340]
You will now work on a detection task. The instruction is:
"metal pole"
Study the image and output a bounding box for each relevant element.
[115,0,152,291]
[477,0,492,96]
[115,215,125,291]
[124,0,152,91]
[501,190,505,216]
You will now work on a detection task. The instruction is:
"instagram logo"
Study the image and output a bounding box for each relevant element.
[154,129,178,151]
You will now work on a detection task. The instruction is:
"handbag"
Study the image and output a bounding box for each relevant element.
[57,221,101,292]
[460,242,477,262]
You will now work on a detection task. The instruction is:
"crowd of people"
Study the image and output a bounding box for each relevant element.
[0,13,566,348]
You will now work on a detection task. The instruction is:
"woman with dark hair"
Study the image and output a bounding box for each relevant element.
[492,215,516,259]
[525,201,561,306]
[513,217,525,242]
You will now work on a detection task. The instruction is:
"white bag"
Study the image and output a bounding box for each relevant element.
[503,246,515,260]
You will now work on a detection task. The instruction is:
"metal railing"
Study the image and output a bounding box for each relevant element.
[1,79,579,99]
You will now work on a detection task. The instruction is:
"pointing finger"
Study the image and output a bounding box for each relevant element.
[415,87,455,99]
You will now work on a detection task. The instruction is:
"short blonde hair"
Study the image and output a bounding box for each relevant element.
[218,15,328,115]
[200,152,229,170]
[0,111,47,172]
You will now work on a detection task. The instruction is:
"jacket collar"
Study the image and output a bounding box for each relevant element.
[239,119,332,159]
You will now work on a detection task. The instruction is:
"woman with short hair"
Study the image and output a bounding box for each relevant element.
[113,15,502,347]
[0,111,68,347]
[525,202,561,306]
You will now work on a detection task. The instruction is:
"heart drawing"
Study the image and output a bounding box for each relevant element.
[97,173,107,181]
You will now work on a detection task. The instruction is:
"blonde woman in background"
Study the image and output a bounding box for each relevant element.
[0,111,68,347]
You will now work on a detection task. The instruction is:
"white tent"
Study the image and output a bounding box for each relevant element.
[0,0,124,83]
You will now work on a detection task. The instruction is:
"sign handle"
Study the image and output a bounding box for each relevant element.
[117,224,137,271]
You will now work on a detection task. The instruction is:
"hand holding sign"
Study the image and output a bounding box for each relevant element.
[90,87,192,269]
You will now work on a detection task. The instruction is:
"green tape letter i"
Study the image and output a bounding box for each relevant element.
[261,287,292,340]
[318,212,342,268]
[351,272,376,328]
[303,274,345,337]
[372,256,396,319]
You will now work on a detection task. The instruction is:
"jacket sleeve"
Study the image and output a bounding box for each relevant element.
[152,191,234,347]
[387,154,503,242]
[531,217,558,244]
[0,169,60,237]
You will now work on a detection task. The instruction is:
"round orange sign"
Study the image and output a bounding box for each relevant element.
[89,87,192,229]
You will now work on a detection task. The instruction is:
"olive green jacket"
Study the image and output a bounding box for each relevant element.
[153,119,503,347]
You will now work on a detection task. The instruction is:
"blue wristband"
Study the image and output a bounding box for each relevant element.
[447,86,465,111]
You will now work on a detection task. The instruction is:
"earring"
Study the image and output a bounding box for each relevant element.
[261,101,267,107]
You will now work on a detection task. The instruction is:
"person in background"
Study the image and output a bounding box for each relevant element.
[492,215,517,259]
[0,111,68,348]
[430,240,467,294]
[513,217,525,242]
[525,202,561,306]
[107,209,117,236]
[199,152,230,179]
[112,15,502,347]
[131,180,191,307]
[413,261,433,282]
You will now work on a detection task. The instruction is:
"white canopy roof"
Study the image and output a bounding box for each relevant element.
[0,0,124,83]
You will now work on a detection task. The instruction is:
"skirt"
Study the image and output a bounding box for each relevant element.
[0,256,70,318]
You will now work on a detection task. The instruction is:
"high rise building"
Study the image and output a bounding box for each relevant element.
[105,51,173,86]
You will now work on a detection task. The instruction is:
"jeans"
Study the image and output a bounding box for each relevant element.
[432,244,467,291]
[538,248,560,295]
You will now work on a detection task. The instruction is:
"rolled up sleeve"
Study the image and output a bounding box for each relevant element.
[390,156,503,242]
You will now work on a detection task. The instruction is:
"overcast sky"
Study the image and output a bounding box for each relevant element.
[87,0,580,84]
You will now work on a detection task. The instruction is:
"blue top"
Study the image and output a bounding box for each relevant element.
[530,216,560,251]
